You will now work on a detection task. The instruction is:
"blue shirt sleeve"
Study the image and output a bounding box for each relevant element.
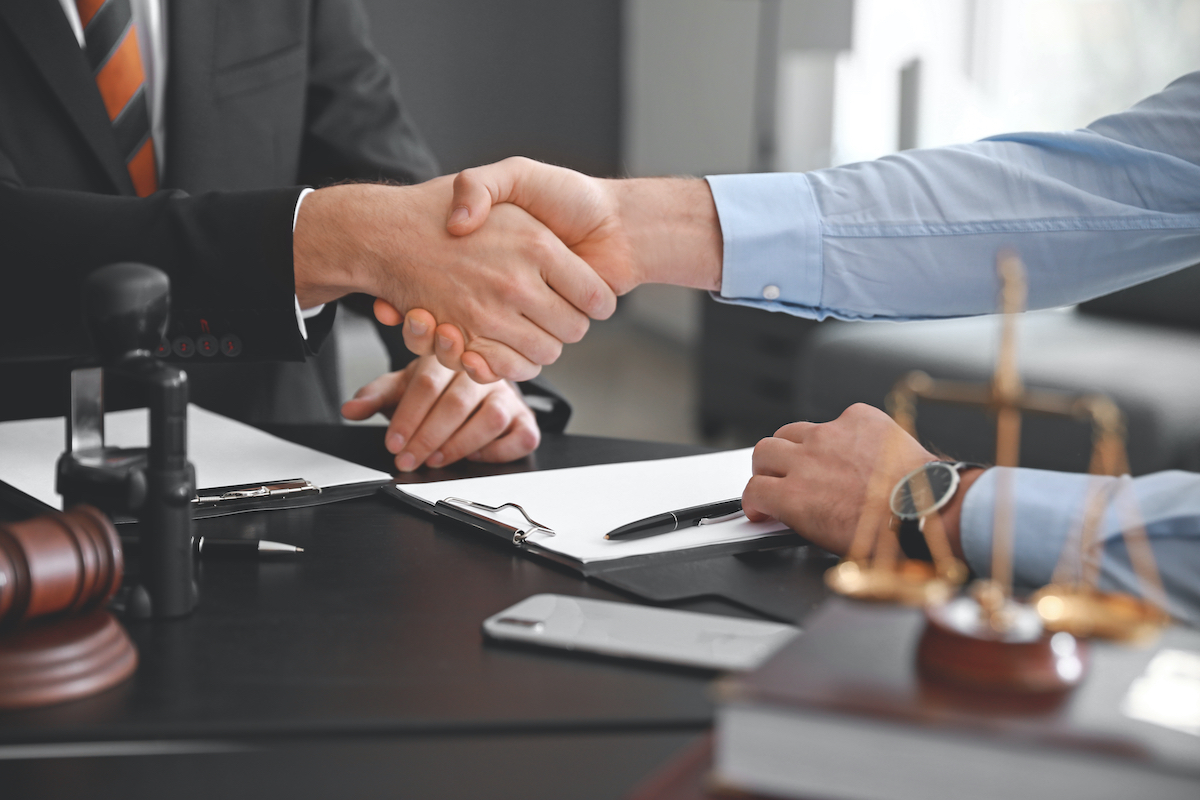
[960,468,1200,626]
[707,70,1200,321]
[706,72,1200,626]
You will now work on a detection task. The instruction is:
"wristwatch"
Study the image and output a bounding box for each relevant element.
[890,461,985,561]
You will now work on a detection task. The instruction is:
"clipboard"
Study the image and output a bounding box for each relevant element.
[383,483,797,576]
[0,405,392,521]
[382,449,825,622]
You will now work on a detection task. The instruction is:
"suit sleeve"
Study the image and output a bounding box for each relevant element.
[0,145,308,364]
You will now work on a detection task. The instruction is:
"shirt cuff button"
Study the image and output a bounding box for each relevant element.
[762,284,781,300]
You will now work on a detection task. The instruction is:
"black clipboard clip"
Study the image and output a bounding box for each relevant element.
[438,497,556,545]
[193,478,321,507]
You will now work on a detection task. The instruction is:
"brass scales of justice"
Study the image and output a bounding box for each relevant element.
[824,251,1171,693]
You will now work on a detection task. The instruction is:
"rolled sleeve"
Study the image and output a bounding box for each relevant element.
[706,172,825,317]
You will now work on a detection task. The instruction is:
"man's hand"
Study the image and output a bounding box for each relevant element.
[341,355,539,471]
[386,158,724,380]
[743,404,952,556]
[293,176,618,382]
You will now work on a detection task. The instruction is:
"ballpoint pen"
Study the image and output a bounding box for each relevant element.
[605,498,745,540]
[120,535,304,558]
[195,537,304,557]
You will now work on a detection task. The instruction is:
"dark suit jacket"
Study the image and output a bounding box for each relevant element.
[0,0,438,422]
[0,0,571,432]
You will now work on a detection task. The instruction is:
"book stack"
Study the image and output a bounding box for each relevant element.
[690,598,1200,800]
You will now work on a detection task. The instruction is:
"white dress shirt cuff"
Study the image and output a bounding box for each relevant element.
[705,172,824,318]
[291,188,323,340]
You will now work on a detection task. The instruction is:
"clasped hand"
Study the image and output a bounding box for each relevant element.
[294,172,620,384]
[379,157,722,382]
[350,158,715,472]
[342,355,538,472]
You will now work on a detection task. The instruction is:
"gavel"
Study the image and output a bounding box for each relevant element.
[0,506,123,628]
[0,507,139,710]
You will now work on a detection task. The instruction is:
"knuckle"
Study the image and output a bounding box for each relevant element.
[563,314,589,344]
[541,338,563,364]
[773,421,798,437]
[506,280,534,308]
[533,347,560,367]
[479,397,513,431]
[527,230,560,261]
[513,423,540,454]
[411,371,441,394]
[743,475,765,500]
[845,402,875,419]
[442,389,475,418]
[582,284,612,319]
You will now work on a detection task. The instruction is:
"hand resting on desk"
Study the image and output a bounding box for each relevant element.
[341,354,539,472]
[744,404,982,559]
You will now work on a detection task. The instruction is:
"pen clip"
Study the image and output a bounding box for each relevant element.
[192,478,320,505]
[442,497,556,544]
[696,510,746,526]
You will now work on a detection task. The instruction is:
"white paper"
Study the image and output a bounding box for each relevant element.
[0,405,391,509]
[395,448,790,563]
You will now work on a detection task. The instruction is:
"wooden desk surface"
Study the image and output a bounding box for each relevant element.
[0,427,813,799]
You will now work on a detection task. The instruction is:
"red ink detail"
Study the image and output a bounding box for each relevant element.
[200,319,210,334]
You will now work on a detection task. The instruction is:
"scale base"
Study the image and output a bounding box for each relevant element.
[918,596,1087,694]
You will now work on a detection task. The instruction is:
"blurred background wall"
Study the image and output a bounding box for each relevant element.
[341,0,1200,447]
[359,0,622,177]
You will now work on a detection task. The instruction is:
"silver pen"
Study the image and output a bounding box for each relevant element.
[195,538,304,557]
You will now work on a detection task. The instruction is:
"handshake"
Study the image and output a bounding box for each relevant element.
[293,158,725,384]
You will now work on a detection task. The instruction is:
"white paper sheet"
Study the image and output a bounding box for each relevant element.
[0,405,391,509]
[395,448,790,563]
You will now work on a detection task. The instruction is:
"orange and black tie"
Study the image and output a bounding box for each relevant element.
[75,0,158,197]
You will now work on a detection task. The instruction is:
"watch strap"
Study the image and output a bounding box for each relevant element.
[896,517,933,562]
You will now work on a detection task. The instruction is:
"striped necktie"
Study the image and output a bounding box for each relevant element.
[75,0,158,197]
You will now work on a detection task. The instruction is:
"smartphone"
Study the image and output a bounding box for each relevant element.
[482,594,800,672]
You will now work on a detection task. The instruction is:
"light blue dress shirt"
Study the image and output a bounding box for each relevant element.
[706,71,1200,624]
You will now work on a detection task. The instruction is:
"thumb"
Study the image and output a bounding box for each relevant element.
[446,156,546,236]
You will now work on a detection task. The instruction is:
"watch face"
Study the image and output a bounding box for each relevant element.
[890,462,958,519]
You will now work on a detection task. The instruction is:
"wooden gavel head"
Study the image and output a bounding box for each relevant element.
[0,506,123,628]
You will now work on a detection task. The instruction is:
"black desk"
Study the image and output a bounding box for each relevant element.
[0,428,829,799]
